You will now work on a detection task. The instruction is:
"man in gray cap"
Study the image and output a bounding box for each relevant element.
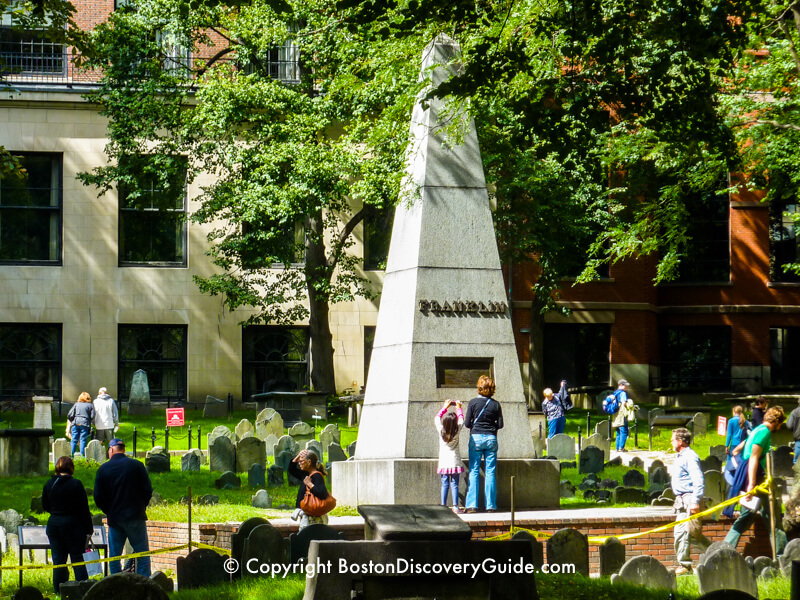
[94,438,153,576]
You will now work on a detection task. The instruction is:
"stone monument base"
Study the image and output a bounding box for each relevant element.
[331,458,559,509]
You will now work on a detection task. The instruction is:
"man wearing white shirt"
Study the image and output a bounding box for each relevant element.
[93,387,119,447]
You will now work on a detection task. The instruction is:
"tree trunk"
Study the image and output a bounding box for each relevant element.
[305,211,337,394]
[528,298,546,411]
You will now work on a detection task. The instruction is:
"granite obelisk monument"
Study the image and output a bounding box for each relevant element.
[332,35,559,508]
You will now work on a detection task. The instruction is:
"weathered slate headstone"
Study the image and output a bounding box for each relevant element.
[694,592,756,600]
[148,492,163,507]
[708,445,727,462]
[696,546,758,597]
[612,487,648,504]
[610,555,676,590]
[779,537,800,575]
[209,435,235,472]
[32,396,53,430]
[510,529,544,570]
[207,425,234,448]
[772,446,794,478]
[251,489,272,509]
[83,572,167,600]
[59,580,96,600]
[264,434,279,457]
[560,480,576,498]
[53,438,71,467]
[84,439,105,463]
[628,456,645,470]
[231,517,269,577]
[622,469,646,488]
[319,424,341,455]
[599,478,620,489]
[700,455,722,473]
[703,470,726,506]
[327,443,348,463]
[0,509,23,532]
[595,420,612,439]
[650,466,670,486]
[12,586,45,600]
[248,463,266,489]
[197,494,219,505]
[583,433,610,462]
[181,452,200,472]
[145,446,170,473]
[289,523,347,564]
[187,448,206,465]
[176,548,229,590]
[241,523,285,577]
[235,419,255,440]
[532,436,546,459]
[599,537,626,576]
[203,395,228,418]
[149,572,173,595]
[288,422,315,445]
[347,440,357,458]
[579,445,604,474]
[236,437,266,473]
[305,439,323,460]
[273,435,300,461]
[127,370,152,416]
[255,408,284,442]
[753,555,774,574]
[546,434,576,461]
[214,471,241,489]
[546,528,589,577]
[267,465,284,488]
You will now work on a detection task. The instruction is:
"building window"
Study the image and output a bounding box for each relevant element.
[770,198,800,283]
[118,325,187,401]
[242,325,309,400]
[0,153,61,264]
[119,155,187,266]
[659,326,731,390]
[0,324,61,402]
[364,206,393,270]
[543,324,610,388]
[241,218,304,269]
[676,181,730,283]
[770,327,800,386]
[0,22,64,76]
[242,40,300,84]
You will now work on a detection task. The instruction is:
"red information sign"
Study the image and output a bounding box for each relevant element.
[166,407,185,427]
[717,415,727,437]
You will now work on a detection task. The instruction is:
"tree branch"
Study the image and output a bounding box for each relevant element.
[751,119,800,131]
[778,2,800,74]
[327,204,371,270]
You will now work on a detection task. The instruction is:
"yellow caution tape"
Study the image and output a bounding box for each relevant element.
[0,541,230,572]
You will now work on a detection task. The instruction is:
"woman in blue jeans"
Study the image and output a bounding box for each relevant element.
[464,375,504,513]
[68,392,95,457]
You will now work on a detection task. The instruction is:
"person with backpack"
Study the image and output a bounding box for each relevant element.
[542,380,571,438]
[610,379,636,452]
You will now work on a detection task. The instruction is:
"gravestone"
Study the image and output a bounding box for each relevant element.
[59,581,96,600]
[187,448,206,465]
[703,470,726,506]
[32,396,52,430]
[319,424,341,455]
[599,478,620,489]
[255,408,284,442]
[599,537,626,576]
[208,425,234,448]
[612,487,648,504]
[148,491,163,507]
[83,573,167,600]
[241,523,285,577]
[579,446,604,474]
[236,437,266,473]
[52,439,71,467]
[149,572,173,595]
[628,456,644,470]
[610,555,675,590]
[578,478,597,492]
[358,505,472,541]
[595,420,612,439]
[288,422,315,445]
[700,455,722,473]
[214,471,241,489]
[197,494,219,505]
[0,525,6,553]
[231,517,269,577]
[267,465,284,487]
[583,433,610,462]
[753,555,774,574]
[510,530,544,569]
[695,592,756,600]
[622,469,645,488]
[696,546,758,597]
[289,523,346,564]
[305,440,324,460]
[249,463,266,488]
[532,436,546,459]
[127,370,152,416]
[650,466,670,486]
[235,419,255,440]
[209,436,235,472]
[12,587,44,600]
[264,434,279,457]
[84,439,105,463]
[274,435,300,462]
[346,441,357,458]
[779,537,800,575]
[546,434,576,461]
[275,450,301,485]
[203,395,227,418]
[181,452,200,472]
[176,548,229,590]
[251,489,272,509]
[648,459,665,477]
[29,496,43,514]
[560,480,576,498]
[327,443,348,463]
[691,412,709,437]
[546,528,589,577]
[0,509,24,532]
[708,445,727,462]
[145,447,170,473]
[772,446,794,478]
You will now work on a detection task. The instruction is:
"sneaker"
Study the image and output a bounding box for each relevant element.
[674,565,692,576]
[465,508,478,514]
[451,506,464,514]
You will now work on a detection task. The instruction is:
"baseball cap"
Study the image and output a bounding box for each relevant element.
[109,438,125,448]
[618,379,630,387]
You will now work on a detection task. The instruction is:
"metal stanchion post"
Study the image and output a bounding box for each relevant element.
[198,425,202,450]
[133,426,137,458]
[577,426,582,452]
[165,427,169,453]
[634,419,638,448]
[586,412,591,437]
[188,425,192,450]
[151,427,156,449]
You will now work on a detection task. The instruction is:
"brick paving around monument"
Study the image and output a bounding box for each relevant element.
[146,506,773,573]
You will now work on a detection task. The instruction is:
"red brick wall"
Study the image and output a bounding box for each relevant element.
[145,514,772,574]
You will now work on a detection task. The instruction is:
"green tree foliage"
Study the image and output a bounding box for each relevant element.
[78,0,426,392]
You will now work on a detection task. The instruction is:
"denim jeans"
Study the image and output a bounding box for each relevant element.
[615,422,629,450]
[70,425,91,457]
[467,434,498,510]
[440,473,460,506]
[108,520,151,577]
[46,521,88,593]
[547,416,566,438]
[794,440,800,464]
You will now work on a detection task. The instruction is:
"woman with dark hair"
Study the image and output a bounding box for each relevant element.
[751,396,769,428]
[464,375,503,513]
[435,399,465,511]
[68,392,95,457]
[288,449,331,530]
[43,456,93,593]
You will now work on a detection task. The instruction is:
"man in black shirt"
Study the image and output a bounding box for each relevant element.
[94,438,153,576]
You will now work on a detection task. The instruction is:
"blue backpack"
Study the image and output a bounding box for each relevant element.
[602,390,621,415]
